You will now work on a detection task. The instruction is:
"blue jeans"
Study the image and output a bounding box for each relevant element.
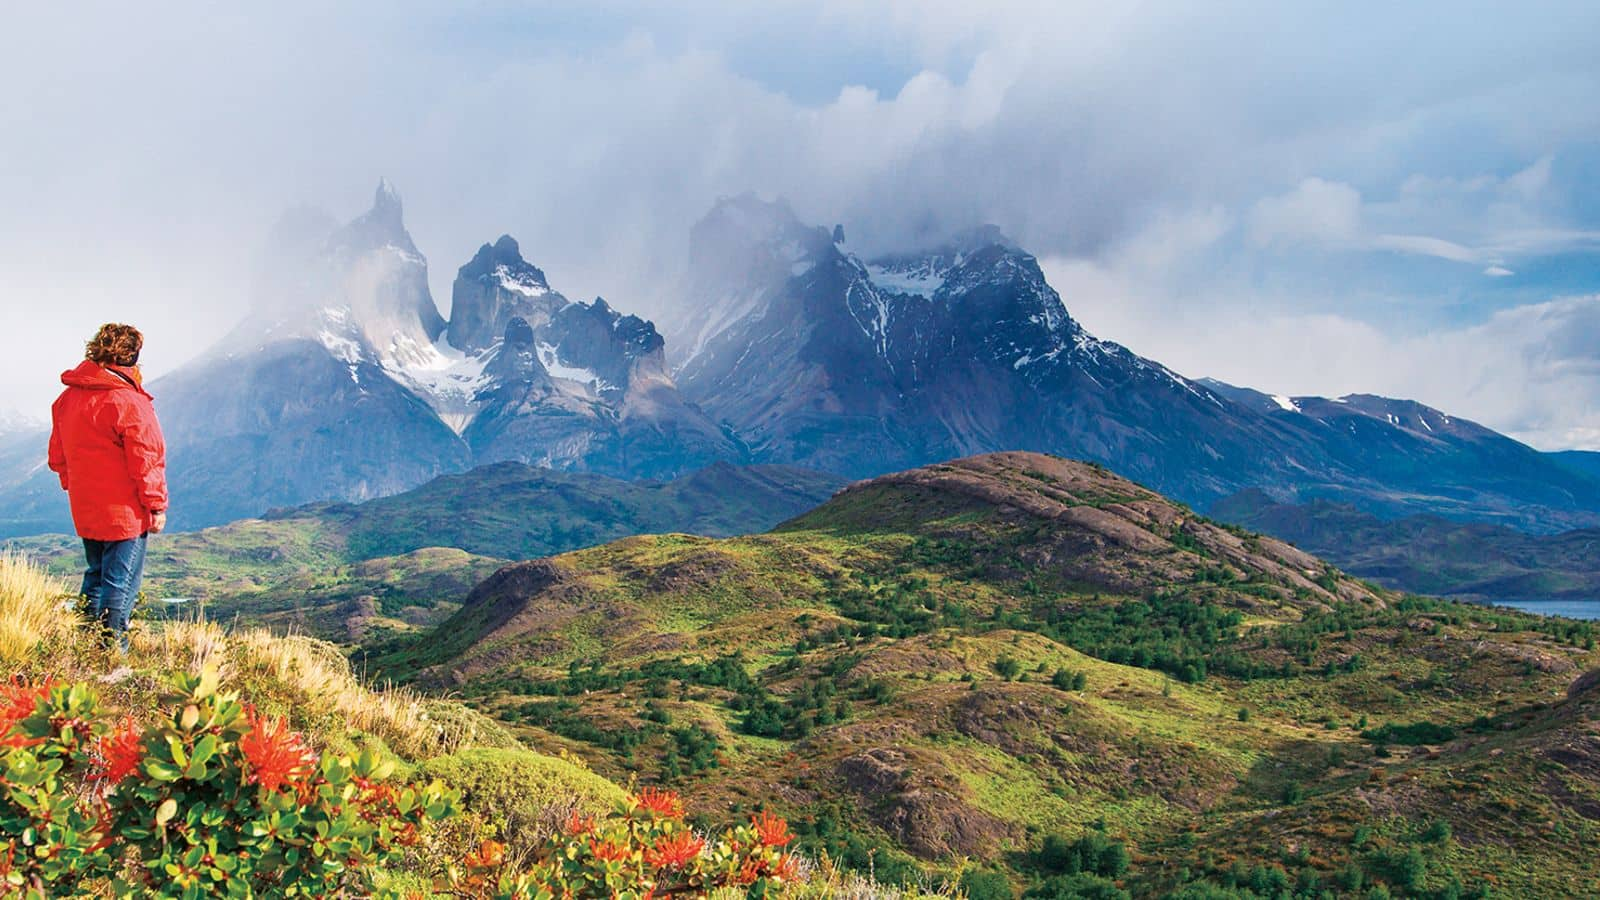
[81,535,147,653]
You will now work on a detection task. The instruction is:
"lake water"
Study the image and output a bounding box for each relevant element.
[1480,599,1600,620]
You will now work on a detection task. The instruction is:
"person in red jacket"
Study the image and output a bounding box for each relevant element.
[47,323,168,652]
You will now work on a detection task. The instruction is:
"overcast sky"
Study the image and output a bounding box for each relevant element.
[3,1,1600,447]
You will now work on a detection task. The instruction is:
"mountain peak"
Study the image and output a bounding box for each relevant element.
[689,193,834,272]
[366,177,405,232]
[945,224,1016,254]
[324,177,418,261]
[703,192,803,234]
[448,234,558,354]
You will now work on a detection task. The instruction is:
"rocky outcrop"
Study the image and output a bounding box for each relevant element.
[447,235,557,355]
[835,747,1013,859]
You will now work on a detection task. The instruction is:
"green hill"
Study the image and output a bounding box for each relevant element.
[6,461,842,644]
[367,452,1600,896]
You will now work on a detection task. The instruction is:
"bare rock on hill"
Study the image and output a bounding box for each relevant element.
[836,747,1013,858]
[1568,668,1600,700]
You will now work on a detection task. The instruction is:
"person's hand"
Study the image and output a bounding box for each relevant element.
[150,511,167,534]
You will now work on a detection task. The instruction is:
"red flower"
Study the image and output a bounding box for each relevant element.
[0,680,49,748]
[566,810,596,836]
[588,838,631,863]
[464,839,506,869]
[751,811,792,848]
[238,709,317,793]
[734,858,763,886]
[770,852,801,882]
[92,716,143,786]
[643,831,704,869]
[635,786,684,819]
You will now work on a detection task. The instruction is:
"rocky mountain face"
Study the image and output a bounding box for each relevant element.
[98,182,733,529]
[6,185,1600,544]
[448,236,738,475]
[665,195,1600,532]
[0,423,58,538]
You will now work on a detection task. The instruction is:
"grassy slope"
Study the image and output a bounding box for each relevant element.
[5,461,843,645]
[0,553,952,899]
[368,452,1600,896]
[0,552,626,894]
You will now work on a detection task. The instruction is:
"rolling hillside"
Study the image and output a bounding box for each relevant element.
[367,452,1600,895]
[6,460,841,643]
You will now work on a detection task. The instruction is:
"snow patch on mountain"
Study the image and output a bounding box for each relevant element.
[865,261,950,298]
[537,342,611,392]
[390,341,496,434]
[495,264,550,298]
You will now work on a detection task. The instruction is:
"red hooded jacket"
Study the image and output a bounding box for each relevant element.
[47,360,168,541]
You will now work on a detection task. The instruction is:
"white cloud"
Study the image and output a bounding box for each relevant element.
[1048,238,1600,449]
[1372,233,1481,263]
[1248,178,1363,247]
[2,0,1600,450]
[1483,265,1514,277]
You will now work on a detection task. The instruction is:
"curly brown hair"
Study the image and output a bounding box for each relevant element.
[85,323,143,367]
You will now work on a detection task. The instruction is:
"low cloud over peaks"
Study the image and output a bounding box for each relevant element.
[3,2,1600,445]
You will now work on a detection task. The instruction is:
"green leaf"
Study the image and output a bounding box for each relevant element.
[156,797,178,827]
[191,733,219,766]
[145,760,182,782]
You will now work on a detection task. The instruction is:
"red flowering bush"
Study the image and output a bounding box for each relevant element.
[446,787,804,899]
[0,671,456,898]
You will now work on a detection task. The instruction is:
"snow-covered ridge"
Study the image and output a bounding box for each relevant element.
[495,264,549,298]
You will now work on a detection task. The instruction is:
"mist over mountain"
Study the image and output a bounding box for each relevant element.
[5,183,1599,556]
[663,195,1600,532]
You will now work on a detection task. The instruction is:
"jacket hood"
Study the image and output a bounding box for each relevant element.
[60,360,151,398]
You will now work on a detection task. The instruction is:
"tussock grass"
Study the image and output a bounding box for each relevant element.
[0,552,80,667]
[230,628,471,758]
[0,553,470,760]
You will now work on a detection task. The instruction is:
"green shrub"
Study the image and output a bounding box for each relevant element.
[1036,832,1129,879]
[993,656,1023,681]
[1023,872,1130,899]
[417,747,625,859]
[1051,669,1088,691]
[0,672,456,897]
[961,868,1016,900]
[1361,721,1457,745]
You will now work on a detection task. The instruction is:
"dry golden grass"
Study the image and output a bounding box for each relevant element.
[0,552,470,759]
[230,628,468,758]
[0,551,81,668]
